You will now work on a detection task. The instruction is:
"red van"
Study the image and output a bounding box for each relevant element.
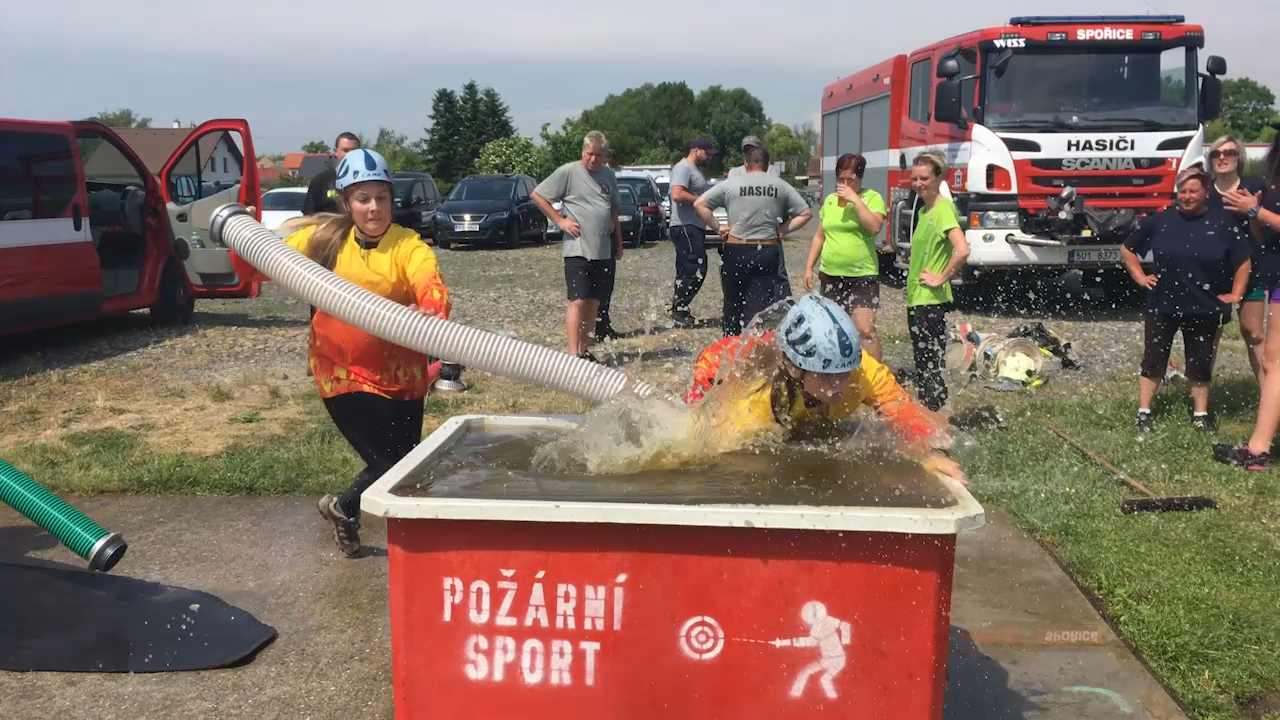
[0,118,262,338]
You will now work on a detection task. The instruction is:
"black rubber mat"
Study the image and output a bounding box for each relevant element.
[0,562,276,672]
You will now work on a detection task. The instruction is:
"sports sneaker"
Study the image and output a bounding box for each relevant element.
[1212,442,1271,470]
[317,494,362,557]
[668,309,695,328]
[1136,411,1154,433]
[1190,413,1217,433]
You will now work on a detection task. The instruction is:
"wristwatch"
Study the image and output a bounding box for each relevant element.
[1248,205,1261,220]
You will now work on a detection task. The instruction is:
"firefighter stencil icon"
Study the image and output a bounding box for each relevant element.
[770,601,852,699]
[678,600,852,700]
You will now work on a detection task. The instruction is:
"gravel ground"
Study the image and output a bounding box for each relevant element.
[0,235,1255,410]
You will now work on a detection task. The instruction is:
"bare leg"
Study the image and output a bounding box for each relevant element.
[1239,300,1266,382]
[566,299,600,356]
[1139,376,1162,410]
[1189,381,1210,414]
[851,307,882,361]
[1246,303,1280,454]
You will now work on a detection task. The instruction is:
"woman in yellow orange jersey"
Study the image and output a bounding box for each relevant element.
[250,148,451,557]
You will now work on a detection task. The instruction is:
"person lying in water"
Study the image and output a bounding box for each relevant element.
[685,293,964,483]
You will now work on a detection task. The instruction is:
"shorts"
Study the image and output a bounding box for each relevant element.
[1140,312,1224,383]
[1244,284,1267,303]
[564,256,615,302]
[1270,287,1280,304]
[819,272,880,310]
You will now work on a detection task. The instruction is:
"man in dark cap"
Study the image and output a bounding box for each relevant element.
[666,137,718,327]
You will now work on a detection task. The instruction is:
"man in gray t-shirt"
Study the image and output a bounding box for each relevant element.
[728,135,790,296]
[666,137,718,326]
[533,131,622,361]
[695,145,812,337]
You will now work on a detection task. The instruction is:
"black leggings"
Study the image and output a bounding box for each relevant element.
[1141,312,1224,383]
[908,304,949,412]
[322,392,425,518]
[720,243,783,337]
[670,225,708,313]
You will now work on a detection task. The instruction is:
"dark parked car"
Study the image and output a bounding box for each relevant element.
[391,172,442,240]
[614,172,663,244]
[433,174,550,250]
[616,185,643,248]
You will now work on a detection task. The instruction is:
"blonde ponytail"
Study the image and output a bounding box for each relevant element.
[277,211,353,271]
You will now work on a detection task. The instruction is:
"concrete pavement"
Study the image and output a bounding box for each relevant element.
[0,498,1186,719]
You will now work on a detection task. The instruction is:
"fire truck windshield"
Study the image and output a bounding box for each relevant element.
[982,44,1200,132]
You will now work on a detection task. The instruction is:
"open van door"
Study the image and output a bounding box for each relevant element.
[159,119,262,298]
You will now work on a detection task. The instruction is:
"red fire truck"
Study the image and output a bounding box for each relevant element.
[818,15,1226,285]
[0,118,262,339]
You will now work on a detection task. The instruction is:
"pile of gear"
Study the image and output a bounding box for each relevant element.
[946,322,1081,392]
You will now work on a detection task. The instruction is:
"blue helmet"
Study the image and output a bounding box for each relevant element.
[778,294,861,373]
[335,148,393,192]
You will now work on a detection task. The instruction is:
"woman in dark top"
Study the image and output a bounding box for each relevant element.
[1216,127,1280,469]
[1121,166,1252,434]
[1206,135,1268,380]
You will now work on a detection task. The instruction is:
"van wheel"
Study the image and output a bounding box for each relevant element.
[150,260,195,325]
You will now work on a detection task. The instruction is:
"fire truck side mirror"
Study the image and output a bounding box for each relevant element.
[934,81,964,126]
[1200,76,1223,123]
[936,57,961,79]
[1205,55,1227,76]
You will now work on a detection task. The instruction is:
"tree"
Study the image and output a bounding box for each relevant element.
[301,140,329,153]
[425,82,517,184]
[762,123,810,175]
[1218,77,1278,142]
[475,136,552,179]
[426,88,466,183]
[543,82,770,169]
[540,117,589,169]
[694,85,769,170]
[791,121,818,155]
[577,82,701,165]
[479,88,516,147]
[371,127,429,173]
[85,108,151,128]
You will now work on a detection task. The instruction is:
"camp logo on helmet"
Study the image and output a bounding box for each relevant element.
[820,306,856,360]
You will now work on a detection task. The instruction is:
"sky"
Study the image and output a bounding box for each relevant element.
[3,0,1278,155]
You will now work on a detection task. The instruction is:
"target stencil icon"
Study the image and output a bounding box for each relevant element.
[679,615,725,660]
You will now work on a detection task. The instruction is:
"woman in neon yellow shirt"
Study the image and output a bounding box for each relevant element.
[802,153,888,359]
[905,151,970,413]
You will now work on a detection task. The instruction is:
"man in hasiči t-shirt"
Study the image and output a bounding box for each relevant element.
[729,135,791,301]
[695,145,813,337]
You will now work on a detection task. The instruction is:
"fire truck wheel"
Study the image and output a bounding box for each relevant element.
[150,260,195,326]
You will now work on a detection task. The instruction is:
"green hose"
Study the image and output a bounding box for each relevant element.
[0,459,127,572]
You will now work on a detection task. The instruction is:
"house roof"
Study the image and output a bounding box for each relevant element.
[282,152,327,173]
[82,128,244,179]
[296,155,331,179]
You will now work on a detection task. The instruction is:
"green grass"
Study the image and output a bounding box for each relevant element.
[6,424,363,496]
[961,382,1280,719]
[3,367,1275,717]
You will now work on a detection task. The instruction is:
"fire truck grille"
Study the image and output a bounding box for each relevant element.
[1030,176,1165,189]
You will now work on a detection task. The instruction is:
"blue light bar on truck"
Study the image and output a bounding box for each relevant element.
[1009,15,1185,25]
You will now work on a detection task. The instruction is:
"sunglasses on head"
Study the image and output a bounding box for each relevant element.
[1209,148,1239,159]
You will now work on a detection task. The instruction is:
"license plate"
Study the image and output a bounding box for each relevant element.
[454,223,479,232]
[1068,248,1121,263]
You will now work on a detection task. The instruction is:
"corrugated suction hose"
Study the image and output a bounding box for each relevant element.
[0,458,127,572]
[209,204,659,405]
